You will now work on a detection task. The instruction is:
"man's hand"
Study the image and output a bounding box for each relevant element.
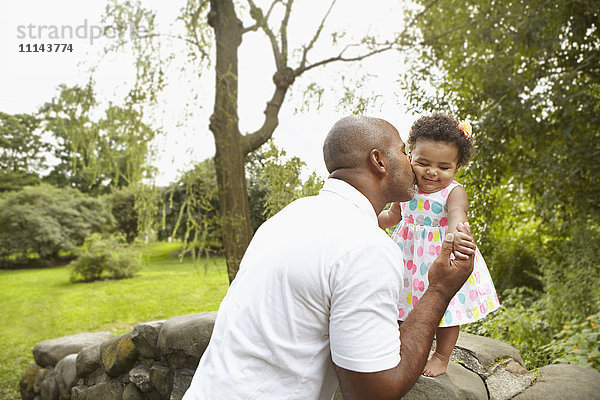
[428,222,475,301]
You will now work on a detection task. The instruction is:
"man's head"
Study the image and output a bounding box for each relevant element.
[323,116,415,208]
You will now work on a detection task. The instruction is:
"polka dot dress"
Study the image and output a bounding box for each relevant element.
[391,181,500,327]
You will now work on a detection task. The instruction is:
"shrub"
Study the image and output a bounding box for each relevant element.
[0,185,113,260]
[70,234,142,282]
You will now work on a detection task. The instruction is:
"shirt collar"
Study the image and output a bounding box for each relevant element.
[320,178,378,225]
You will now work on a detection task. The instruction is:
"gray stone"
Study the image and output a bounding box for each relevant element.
[100,333,138,377]
[403,361,488,400]
[19,363,41,400]
[71,385,88,400]
[129,364,153,392]
[85,380,124,400]
[34,367,51,393]
[170,369,195,400]
[82,368,108,387]
[33,332,114,368]
[486,359,533,400]
[55,353,78,400]
[158,312,217,370]
[131,320,165,360]
[514,364,600,399]
[454,331,525,372]
[40,368,59,400]
[150,363,174,398]
[76,344,101,378]
[123,383,144,400]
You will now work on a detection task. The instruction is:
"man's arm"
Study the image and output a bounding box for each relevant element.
[335,223,475,400]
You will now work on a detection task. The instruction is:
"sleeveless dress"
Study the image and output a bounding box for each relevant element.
[391,180,500,327]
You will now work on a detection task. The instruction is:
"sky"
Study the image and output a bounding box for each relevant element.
[1,0,421,186]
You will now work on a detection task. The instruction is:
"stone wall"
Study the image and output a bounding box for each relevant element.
[19,311,600,400]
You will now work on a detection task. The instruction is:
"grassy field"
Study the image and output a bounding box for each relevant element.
[0,242,230,400]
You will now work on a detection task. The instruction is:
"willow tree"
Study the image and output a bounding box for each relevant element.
[104,0,421,282]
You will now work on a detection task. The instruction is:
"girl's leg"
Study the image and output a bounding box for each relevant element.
[423,325,460,377]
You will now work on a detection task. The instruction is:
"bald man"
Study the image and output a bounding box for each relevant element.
[183,116,475,400]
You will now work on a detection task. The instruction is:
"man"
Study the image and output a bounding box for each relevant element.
[183,116,475,400]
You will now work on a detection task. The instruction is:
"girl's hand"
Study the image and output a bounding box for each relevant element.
[452,222,476,259]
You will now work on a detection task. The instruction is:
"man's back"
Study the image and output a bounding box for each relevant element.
[183,179,404,400]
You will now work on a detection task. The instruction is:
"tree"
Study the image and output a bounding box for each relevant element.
[0,112,46,191]
[400,0,600,233]
[105,0,417,282]
[40,82,157,195]
[0,184,114,260]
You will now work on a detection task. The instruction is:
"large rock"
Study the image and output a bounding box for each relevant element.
[453,331,525,375]
[157,312,217,370]
[76,344,102,378]
[100,333,138,377]
[404,361,488,400]
[33,332,114,368]
[514,364,600,399]
[131,320,165,360]
[54,354,78,400]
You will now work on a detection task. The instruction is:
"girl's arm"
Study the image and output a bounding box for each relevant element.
[446,186,475,259]
[378,202,402,228]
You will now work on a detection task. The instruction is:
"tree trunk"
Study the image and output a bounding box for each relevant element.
[209,0,252,284]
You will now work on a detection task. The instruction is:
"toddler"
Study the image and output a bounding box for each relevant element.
[378,113,500,377]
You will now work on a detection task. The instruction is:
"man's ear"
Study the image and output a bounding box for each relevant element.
[370,149,387,175]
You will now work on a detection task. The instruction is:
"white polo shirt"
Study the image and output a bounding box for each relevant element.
[183,178,404,400]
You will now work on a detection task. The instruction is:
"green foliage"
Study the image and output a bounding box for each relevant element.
[546,312,600,371]
[158,159,222,257]
[106,187,139,243]
[257,141,324,219]
[0,112,46,192]
[403,0,600,230]
[39,82,157,194]
[70,233,142,281]
[0,185,113,261]
[537,224,600,326]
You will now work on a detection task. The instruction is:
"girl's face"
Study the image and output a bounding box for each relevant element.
[409,139,460,193]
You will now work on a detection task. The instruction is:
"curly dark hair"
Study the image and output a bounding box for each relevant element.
[407,112,474,166]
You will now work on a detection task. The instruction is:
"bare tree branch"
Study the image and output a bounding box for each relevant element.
[294,42,396,76]
[246,0,284,69]
[299,0,337,71]
[242,0,279,33]
[279,0,294,64]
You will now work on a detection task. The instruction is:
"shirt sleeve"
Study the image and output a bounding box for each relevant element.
[329,243,403,373]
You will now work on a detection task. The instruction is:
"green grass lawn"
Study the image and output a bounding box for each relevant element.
[0,242,230,400]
